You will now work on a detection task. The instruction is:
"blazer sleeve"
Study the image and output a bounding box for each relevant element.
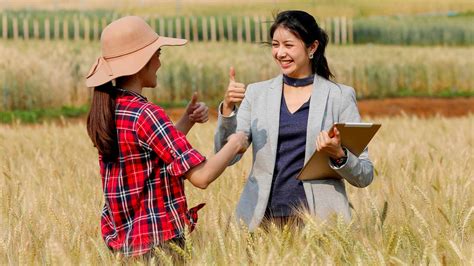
[214,84,253,165]
[329,86,374,188]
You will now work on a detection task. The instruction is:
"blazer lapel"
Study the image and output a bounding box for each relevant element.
[302,75,330,215]
[305,75,330,163]
[267,75,283,159]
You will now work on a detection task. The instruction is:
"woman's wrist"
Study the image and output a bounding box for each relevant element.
[227,136,241,154]
[222,102,235,116]
[333,147,346,160]
[175,115,195,135]
[181,113,195,125]
[330,147,348,166]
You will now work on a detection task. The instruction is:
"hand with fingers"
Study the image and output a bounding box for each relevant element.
[316,126,345,160]
[227,131,250,154]
[185,91,209,123]
[222,66,246,116]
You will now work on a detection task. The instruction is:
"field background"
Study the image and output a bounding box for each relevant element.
[1,41,473,112]
[0,0,473,265]
[1,117,473,264]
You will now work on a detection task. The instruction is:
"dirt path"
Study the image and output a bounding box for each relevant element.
[356,97,474,118]
[166,97,474,120]
[5,97,470,127]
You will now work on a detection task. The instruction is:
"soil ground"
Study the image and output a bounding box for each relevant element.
[6,97,470,126]
[166,97,474,120]
[356,97,474,118]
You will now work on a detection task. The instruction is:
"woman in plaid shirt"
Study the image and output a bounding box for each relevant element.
[85,16,248,257]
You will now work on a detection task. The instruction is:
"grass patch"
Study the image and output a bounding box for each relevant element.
[353,14,474,45]
[0,102,189,124]
[0,105,89,123]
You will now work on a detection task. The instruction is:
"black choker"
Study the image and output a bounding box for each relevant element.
[283,74,315,87]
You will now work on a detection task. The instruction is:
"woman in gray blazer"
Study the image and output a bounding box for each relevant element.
[214,10,374,231]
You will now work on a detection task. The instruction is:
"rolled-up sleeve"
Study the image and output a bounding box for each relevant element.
[165,148,205,177]
[331,86,374,188]
[136,104,206,178]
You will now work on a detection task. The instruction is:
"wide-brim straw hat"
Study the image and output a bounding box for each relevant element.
[86,16,187,88]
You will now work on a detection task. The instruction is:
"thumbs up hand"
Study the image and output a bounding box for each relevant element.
[186,91,209,124]
[223,66,246,116]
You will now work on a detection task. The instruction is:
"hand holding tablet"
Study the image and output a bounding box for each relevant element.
[297,122,381,181]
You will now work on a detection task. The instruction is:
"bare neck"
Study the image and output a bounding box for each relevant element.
[116,76,143,95]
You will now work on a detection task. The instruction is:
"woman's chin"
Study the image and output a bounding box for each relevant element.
[281,69,295,76]
[146,81,157,88]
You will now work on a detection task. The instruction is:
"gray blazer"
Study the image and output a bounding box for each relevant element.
[214,74,373,231]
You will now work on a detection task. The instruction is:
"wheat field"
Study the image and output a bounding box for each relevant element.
[0,114,473,265]
[1,40,473,111]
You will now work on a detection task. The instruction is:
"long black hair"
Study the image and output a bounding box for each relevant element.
[270,10,334,80]
[86,82,118,162]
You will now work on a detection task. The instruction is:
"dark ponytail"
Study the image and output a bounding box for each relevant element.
[312,28,332,80]
[270,10,334,80]
[86,82,118,162]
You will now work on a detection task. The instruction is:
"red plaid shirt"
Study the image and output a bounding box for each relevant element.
[99,89,206,256]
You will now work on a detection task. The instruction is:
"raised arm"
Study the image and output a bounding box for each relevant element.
[175,92,209,135]
[214,67,252,165]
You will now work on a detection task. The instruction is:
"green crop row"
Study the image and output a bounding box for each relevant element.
[1,10,474,45]
[353,14,474,46]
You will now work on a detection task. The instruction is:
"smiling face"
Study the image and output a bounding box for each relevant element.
[271,26,318,79]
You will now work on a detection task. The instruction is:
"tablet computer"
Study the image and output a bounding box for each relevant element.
[296,122,381,181]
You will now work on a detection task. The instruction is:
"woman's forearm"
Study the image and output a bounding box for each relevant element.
[175,115,194,135]
[186,138,243,189]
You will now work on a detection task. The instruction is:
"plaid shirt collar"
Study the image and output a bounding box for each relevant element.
[116,87,148,102]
